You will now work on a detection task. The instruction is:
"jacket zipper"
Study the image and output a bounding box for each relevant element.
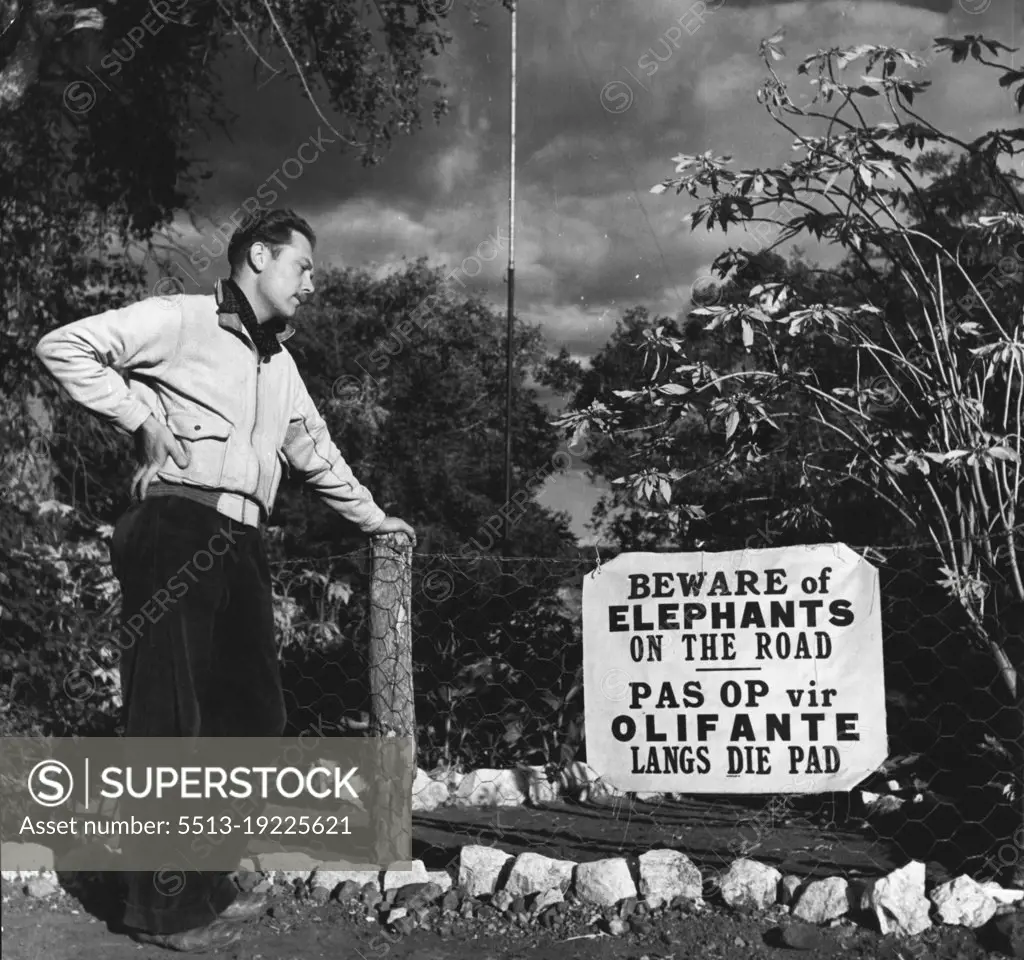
[250,348,261,494]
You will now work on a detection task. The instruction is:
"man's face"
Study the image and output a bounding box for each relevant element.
[254,230,315,320]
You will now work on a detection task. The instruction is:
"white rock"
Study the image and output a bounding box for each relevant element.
[859,791,905,816]
[252,851,321,875]
[558,762,624,800]
[978,881,1024,905]
[382,860,428,892]
[865,861,932,937]
[458,845,514,897]
[24,877,59,899]
[452,769,527,808]
[0,843,54,875]
[633,791,665,802]
[637,849,702,908]
[779,875,803,906]
[573,858,636,907]
[791,877,854,923]
[532,888,564,914]
[412,768,450,812]
[425,870,452,894]
[931,877,998,927]
[503,852,575,897]
[311,869,380,893]
[274,870,317,886]
[519,766,562,805]
[719,859,782,911]
[386,907,408,923]
[431,766,465,792]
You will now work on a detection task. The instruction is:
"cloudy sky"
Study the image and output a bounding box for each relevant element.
[170,0,1021,544]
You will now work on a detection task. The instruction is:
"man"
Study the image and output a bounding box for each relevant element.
[35,208,416,952]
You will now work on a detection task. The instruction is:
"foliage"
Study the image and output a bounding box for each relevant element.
[2,0,576,770]
[2,0,481,530]
[545,249,892,551]
[0,490,121,737]
[558,33,1024,709]
[2,258,585,775]
[1,0,469,421]
[269,258,583,769]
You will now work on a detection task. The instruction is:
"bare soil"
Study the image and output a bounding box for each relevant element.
[0,795,1006,960]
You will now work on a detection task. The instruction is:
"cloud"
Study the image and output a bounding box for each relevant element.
[434,142,482,194]
[179,0,1022,537]
[185,0,1010,327]
[524,302,621,357]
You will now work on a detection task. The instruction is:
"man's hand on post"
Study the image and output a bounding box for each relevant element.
[372,516,417,546]
[130,414,190,503]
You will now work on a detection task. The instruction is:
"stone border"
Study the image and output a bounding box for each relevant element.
[412,758,927,811]
[4,758,1022,949]
[5,840,1024,949]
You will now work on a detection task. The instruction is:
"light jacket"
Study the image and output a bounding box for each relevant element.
[34,282,387,533]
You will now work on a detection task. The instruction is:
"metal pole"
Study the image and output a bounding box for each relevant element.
[502,0,517,554]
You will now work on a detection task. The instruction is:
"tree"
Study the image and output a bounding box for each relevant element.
[545,250,881,552]
[241,258,585,770]
[1,0,461,359]
[557,31,1024,872]
[2,256,587,771]
[1,0,488,517]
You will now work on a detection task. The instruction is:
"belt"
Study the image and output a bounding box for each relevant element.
[214,492,262,528]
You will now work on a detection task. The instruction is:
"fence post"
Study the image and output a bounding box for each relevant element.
[368,532,415,869]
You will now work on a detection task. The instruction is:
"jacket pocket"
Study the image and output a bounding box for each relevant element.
[165,411,233,486]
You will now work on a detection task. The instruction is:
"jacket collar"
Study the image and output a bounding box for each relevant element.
[214,278,296,346]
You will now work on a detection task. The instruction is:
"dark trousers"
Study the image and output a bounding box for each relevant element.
[109,495,287,934]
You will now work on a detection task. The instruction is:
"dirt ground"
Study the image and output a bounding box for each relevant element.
[0,795,1005,960]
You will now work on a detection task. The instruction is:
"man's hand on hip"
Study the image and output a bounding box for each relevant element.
[131,414,190,502]
[372,516,417,546]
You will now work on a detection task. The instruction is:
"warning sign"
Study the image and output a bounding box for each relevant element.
[582,545,887,792]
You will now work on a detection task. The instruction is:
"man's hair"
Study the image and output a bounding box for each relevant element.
[227,208,316,272]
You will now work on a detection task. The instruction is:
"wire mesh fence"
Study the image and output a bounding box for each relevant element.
[266,538,1023,883]
[2,514,1022,883]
